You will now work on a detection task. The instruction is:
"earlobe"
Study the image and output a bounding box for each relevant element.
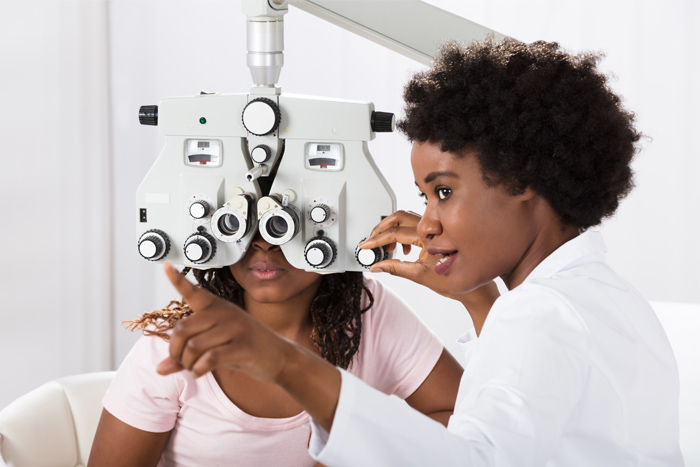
[517,187,537,202]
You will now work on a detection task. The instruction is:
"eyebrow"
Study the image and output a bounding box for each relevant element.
[422,171,460,184]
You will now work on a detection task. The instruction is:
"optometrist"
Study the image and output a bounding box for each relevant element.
[158,38,684,466]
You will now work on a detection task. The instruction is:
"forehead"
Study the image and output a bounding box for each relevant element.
[410,141,480,184]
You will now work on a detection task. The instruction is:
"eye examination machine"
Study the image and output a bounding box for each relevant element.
[135,0,502,272]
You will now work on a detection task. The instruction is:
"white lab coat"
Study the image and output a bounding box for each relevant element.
[309,231,684,466]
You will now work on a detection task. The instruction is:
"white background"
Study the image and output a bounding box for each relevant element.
[0,0,698,419]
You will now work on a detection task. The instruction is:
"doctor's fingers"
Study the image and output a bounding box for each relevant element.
[176,322,245,374]
[164,262,217,311]
[369,258,432,282]
[366,210,422,239]
[360,224,422,254]
[168,305,246,366]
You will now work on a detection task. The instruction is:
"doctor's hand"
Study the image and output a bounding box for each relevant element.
[359,211,499,317]
[157,263,342,432]
[156,263,293,382]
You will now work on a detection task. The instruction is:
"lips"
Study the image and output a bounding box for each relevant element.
[249,262,285,280]
[427,248,458,276]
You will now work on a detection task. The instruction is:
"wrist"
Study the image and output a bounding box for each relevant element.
[274,339,305,388]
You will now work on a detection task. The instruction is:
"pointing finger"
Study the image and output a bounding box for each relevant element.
[164,262,216,310]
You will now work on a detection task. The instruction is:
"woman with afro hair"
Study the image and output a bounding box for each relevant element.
[149,38,683,466]
[88,230,465,466]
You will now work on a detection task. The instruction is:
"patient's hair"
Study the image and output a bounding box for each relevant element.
[398,38,641,229]
[125,269,372,369]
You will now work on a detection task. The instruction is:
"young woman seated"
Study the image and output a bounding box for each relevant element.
[88,232,465,467]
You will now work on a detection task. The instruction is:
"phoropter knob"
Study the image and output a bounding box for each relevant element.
[370,111,395,133]
[183,232,217,264]
[304,236,337,269]
[355,239,388,269]
[189,200,210,219]
[138,229,170,261]
[250,144,272,164]
[309,204,331,224]
[139,105,158,126]
[242,98,281,136]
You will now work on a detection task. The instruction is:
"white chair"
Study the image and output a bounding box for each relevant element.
[652,301,700,467]
[0,371,115,467]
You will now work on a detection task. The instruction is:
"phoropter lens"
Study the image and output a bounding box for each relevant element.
[266,216,288,239]
[218,213,240,236]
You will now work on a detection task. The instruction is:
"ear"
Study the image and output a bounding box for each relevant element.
[515,186,537,202]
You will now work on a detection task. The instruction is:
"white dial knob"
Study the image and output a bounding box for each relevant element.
[189,201,210,219]
[242,98,281,136]
[304,237,336,269]
[251,145,271,164]
[355,239,387,269]
[310,204,330,224]
[183,233,216,264]
[137,229,170,261]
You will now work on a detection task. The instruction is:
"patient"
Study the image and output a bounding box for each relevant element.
[88,232,464,467]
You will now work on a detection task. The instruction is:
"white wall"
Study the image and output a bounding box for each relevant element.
[0,1,113,408]
[0,0,698,409]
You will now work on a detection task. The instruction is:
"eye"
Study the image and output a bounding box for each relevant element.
[436,187,452,200]
[417,191,427,205]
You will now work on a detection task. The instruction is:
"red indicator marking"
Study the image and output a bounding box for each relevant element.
[320,164,329,168]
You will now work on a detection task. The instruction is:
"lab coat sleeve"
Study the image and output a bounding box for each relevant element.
[309,285,591,466]
[309,369,498,466]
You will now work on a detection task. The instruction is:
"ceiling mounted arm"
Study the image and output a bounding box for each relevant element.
[288,0,506,66]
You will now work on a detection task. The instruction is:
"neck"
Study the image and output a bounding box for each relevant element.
[501,210,580,290]
[455,281,500,336]
[243,287,319,345]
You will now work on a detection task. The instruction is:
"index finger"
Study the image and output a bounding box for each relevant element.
[367,210,422,239]
[360,225,422,252]
[164,262,216,310]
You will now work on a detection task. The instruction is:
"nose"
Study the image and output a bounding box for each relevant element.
[416,205,441,241]
[251,231,279,252]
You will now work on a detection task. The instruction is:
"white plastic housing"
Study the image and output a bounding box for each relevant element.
[136,91,395,272]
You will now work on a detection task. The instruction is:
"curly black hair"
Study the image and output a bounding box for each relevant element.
[398,38,641,229]
[125,267,372,370]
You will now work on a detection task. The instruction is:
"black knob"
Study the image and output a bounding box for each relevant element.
[250,144,272,164]
[183,232,217,264]
[137,229,170,261]
[139,105,158,126]
[189,200,210,219]
[242,98,281,136]
[309,204,330,224]
[304,236,337,269]
[371,111,395,133]
[355,239,388,269]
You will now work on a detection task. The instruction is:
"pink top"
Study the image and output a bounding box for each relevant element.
[103,277,444,467]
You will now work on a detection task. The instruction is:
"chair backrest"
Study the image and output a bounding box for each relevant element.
[651,301,700,467]
[0,371,115,467]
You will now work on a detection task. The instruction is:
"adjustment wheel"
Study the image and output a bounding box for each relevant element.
[138,229,170,261]
[309,204,330,224]
[189,200,210,219]
[242,98,281,136]
[304,236,337,269]
[183,232,217,264]
[250,144,272,164]
[355,239,388,269]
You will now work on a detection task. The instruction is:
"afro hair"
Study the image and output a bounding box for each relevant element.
[398,38,641,229]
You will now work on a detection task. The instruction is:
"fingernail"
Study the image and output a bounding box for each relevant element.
[369,267,385,273]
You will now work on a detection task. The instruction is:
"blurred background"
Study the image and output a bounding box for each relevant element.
[0,0,697,422]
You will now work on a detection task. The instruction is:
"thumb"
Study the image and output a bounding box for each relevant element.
[156,356,184,376]
[369,259,429,284]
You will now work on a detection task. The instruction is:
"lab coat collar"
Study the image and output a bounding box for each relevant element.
[523,230,607,283]
[455,327,478,359]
